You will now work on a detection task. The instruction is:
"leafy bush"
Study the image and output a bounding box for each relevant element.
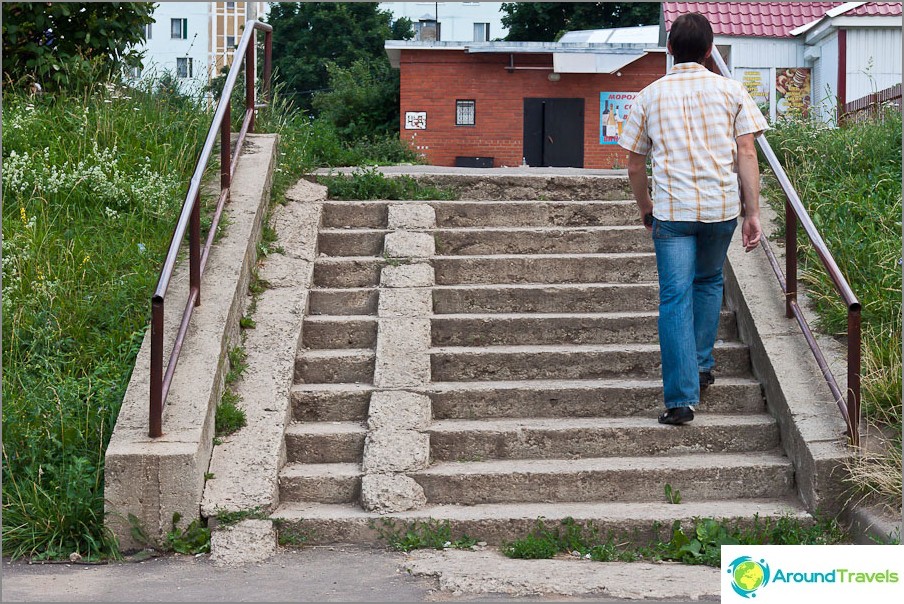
[312,59,401,141]
[1,2,153,91]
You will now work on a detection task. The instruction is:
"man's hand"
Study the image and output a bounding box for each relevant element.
[736,133,762,252]
[742,214,762,252]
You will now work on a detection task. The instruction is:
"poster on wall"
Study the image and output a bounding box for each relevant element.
[405,111,427,130]
[776,68,811,119]
[599,92,637,145]
[737,68,771,117]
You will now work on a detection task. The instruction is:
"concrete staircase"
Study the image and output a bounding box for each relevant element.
[273,183,810,545]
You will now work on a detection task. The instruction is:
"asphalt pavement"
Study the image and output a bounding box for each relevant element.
[1,545,720,602]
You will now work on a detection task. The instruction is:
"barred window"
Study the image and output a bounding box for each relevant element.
[456,100,476,126]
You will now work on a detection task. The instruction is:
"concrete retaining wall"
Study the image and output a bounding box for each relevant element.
[104,134,278,551]
[723,203,852,517]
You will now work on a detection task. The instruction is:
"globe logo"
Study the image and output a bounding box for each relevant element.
[727,556,771,598]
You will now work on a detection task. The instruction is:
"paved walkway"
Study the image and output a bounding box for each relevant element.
[2,546,720,602]
[312,165,627,177]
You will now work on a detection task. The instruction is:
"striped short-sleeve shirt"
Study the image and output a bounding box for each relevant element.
[618,62,769,223]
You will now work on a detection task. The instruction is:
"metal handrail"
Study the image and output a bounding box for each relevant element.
[149,20,273,437]
[711,51,861,447]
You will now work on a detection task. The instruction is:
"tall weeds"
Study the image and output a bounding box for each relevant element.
[762,110,902,509]
[2,83,210,559]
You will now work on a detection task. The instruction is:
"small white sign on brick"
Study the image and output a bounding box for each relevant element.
[405,111,427,130]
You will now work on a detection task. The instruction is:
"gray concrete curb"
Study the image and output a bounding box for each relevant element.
[201,179,326,528]
[104,135,278,550]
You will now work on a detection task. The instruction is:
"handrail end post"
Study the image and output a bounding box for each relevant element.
[149,298,165,438]
[847,307,862,448]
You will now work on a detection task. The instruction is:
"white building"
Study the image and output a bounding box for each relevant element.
[132,2,268,96]
[662,2,902,124]
[135,1,211,94]
[379,2,508,42]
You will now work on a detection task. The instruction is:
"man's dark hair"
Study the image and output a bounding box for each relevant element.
[668,13,713,64]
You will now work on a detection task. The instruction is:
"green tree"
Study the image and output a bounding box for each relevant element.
[312,59,401,140]
[1,2,154,90]
[265,2,412,112]
[502,2,661,42]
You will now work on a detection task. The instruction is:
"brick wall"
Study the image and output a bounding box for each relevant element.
[398,50,665,168]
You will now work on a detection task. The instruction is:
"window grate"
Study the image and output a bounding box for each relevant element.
[456,100,476,126]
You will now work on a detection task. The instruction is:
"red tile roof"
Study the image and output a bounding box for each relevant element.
[663,2,843,38]
[846,2,903,16]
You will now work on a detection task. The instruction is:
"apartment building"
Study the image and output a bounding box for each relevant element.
[379,2,508,42]
[133,1,268,95]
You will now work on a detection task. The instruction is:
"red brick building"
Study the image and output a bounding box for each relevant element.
[386,40,666,169]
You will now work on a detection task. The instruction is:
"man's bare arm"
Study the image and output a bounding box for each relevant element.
[736,133,761,252]
[626,151,654,230]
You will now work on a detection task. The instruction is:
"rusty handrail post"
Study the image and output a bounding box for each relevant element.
[190,190,201,306]
[150,299,164,438]
[848,309,862,447]
[263,30,273,103]
[221,100,231,189]
[246,31,256,132]
[785,197,797,319]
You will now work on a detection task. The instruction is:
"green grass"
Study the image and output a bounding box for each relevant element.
[317,166,458,201]
[502,515,848,568]
[215,391,246,438]
[370,514,847,567]
[1,83,210,560]
[372,518,479,552]
[761,111,902,507]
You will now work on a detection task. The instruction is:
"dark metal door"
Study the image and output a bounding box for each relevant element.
[522,98,585,168]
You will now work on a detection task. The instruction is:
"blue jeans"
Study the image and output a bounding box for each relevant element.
[652,218,737,409]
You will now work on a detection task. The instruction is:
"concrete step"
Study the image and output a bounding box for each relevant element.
[295,349,375,384]
[302,316,378,349]
[322,202,387,229]
[317,226,653,257]
[431,200,638,228]
[279,462,361,504]
[433,283,660,314]
[433,253,657,285]
[318,229,388,257]
[428,378,765,419]
[308,288,378,316]
[272,498,810,546]
[410,174,633,202]
[428,415,780,461]
[412,452,795,505]
[431,311,737,346]
[433,226,651,255]
[284,422,366,464]
[313,258,383,288]
[291,384,373,422]
[430,342,750,382]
